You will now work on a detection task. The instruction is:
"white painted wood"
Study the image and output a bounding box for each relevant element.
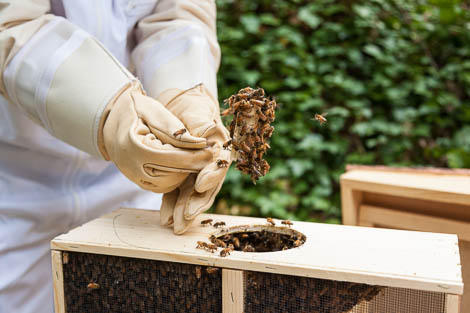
[341,170,470,206]
[51,208,463,294]
[51,250,65,313]
[222,269,244,313]
[446,294,462,313]
[359,204,470,242]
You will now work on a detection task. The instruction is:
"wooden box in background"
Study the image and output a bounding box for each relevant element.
[51,208,462,313]
[341,165,469,313]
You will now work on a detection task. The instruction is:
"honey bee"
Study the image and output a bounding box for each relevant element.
[195,266,202,279]
[216,159,229,168]
[220,247,232,257]
[238,100,252,110]
[240,142,251,153]
[260,142,270,151]
[241,233,249,239]
[213,239,227,248]
[313,112,328,125]
[242,244,255,252]
[196,241,208,249]
[87,282,100,290]
[221,108,232,116]
[281,220,293,227]
[62,252,69,264]
[293,239,302,247]
[201,219,213,226]
[207,243,218,253]
[213,221,226,228]
[232,237,240,249]
[266,217,276,226]
[173,128,187,137]
[250,99,264,107]
[206,267,219,274]
[223,140,232,149]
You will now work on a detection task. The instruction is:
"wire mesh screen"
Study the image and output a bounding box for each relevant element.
[62,252,222,313]
[243,271,447,313]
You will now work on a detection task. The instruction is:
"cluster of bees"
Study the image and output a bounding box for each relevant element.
[221,87,277,183]
[196,217,303,255]
[196,240,234,257]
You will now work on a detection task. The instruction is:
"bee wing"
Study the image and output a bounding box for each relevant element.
[321,112,328,117]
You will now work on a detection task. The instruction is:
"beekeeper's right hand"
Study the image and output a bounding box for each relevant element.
[1,16,214,193]
[98,82,214,193]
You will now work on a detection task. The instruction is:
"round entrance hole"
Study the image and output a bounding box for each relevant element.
[211,225,306,252]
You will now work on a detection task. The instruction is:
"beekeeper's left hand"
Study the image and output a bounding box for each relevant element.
[156,84,232,234]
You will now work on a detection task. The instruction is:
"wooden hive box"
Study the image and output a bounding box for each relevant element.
[341,165,470,312]
[51,207,463,313]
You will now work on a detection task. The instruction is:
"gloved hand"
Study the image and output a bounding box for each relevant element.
[156,84,232,234]
[98,82,216,194]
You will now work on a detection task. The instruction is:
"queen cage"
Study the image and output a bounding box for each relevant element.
[51,208,463,313]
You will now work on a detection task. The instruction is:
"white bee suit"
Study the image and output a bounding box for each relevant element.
[0,0,220,312]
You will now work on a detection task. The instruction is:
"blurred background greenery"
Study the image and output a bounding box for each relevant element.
[214,0,470,223]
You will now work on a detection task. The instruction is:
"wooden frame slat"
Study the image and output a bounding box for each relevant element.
[222,269,244,313]
[51,250,66,313]
[446,294,462,313]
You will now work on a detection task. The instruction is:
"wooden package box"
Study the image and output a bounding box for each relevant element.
[341,166,469,312]
[51,208,463,313]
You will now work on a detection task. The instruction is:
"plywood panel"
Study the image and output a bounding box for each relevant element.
[51,208,463,294]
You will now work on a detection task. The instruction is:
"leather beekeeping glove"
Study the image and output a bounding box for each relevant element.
[156,84,231,234]
[98,82,215,194]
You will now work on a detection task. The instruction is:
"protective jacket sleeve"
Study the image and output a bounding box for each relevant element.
[0,0,135,157]
[132,0,220,99]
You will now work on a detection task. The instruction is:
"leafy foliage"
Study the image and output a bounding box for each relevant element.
[215,0,470,223]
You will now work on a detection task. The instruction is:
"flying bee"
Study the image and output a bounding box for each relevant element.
[266,217,276,226]
[206,267,219,274]
[216,159,229,168]
[281,220,293,227]
[200,219,213,226]
[313,112,328,125]
[173,128,186,137]
[87,282,100,290]
[223,140,232,150]
[213,221,226,228]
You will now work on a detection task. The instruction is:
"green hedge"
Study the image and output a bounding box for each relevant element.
[215,0,470,223]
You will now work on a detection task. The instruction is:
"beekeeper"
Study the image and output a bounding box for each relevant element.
[0,1,231,312]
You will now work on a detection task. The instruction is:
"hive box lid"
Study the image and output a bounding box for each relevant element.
[51,208,463,294]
